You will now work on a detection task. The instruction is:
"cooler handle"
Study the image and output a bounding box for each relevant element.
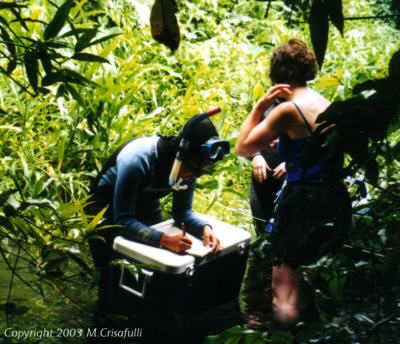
[119,267,154,300]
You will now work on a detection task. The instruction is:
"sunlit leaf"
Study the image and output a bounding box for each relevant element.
[252,84,264,101]
[10,7,28,31]
[316,76,340,88]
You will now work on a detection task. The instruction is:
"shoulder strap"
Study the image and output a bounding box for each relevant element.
[292,101,313,134]
[90,138,138,193]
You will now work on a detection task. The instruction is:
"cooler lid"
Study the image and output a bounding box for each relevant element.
[192,214,252,262]
[113,236,195,274]
[113,214,251,273]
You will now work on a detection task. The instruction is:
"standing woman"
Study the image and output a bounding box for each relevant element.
[235,39,350,325]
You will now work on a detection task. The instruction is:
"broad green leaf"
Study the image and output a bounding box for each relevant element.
[327,0,344,35]
[60,28,93,38]
[77,33,120,52]
[0,3,26,9]
[309,0,329,68]
[6,59,17,74]
[38,41,69,49]
[38,87,50,95]
[74,27,98,52]
[43,0,75,41]
[24,51,39,91]
[64,83,84,106]
[0,25,16,57]
[38,46,52,75]
[62,69,97,86]
[316,76,340,88]
[252,84,264,101]
[71,53,109,63]
[87,206,108,232]
[42,72,62,86]
[336,67,345,80]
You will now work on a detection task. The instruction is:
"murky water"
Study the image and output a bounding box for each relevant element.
[0,259,97,344]
[0,250,271,344]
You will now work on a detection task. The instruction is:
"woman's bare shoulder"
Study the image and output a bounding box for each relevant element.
[271,101,299,123]
[273,101,298,116]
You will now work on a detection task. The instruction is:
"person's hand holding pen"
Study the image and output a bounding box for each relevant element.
[159,223,192,253]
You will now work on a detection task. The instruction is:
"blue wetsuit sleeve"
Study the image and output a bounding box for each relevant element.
[172,179,209,238]
[113,154,163,246]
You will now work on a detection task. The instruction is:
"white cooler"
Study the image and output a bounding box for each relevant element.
[111,214,251,315]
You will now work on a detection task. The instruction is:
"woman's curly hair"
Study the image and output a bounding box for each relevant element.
[269,38,317,85]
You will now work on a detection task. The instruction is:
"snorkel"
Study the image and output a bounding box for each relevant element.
[169,107,222,191]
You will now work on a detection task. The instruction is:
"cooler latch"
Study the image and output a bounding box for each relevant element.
[119,266,154,300]
[237,242,247,255]
[185,263,195,278]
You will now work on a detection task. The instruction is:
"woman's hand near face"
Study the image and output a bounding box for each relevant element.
[236,84,292,158]
[252,155,271,183]
[257,84,292,109]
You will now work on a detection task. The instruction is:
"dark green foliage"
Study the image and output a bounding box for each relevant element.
[327,0,344,34]
[0,0,115,97]
[309,0,329,68]
[71,53,109,63]
[24,50,39,91]
[43,0,75,41]
[150,0,180,51]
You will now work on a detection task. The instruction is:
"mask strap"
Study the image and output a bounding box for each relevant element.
[168,107,221,190]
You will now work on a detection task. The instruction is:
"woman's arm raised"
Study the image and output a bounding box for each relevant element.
[235,84,292,157]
